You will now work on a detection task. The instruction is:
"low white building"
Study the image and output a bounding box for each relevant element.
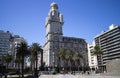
[88,41,98,71]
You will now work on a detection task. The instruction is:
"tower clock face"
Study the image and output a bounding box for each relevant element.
[52,10,57,17]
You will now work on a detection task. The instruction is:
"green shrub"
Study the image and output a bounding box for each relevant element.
[95,69,101,73]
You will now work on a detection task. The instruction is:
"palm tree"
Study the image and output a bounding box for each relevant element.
[56,48,67,71]
[73,52,83,71]
[55,50,61,72]
[14,56,21,78]
[93,45,103,71]
[28,53,34,70]
[30,43,42,77]
[15,45,23,77]
[17,42,28,78]
[4,54,12,69]
[93,45,103,55]
[65,50,73,72]
[14,56,21,69]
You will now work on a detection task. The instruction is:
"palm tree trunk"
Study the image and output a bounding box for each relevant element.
[18,62,21,78]
[58,57,60,72]
[78,66,79,71]
[69,59,72,72]
[6,63,8,70]
[62,60,65,72]
[30,60,32,71]
[21,56,24,78]
[78,60,80,72]
[34,59,35,75]
[36,55,38,77]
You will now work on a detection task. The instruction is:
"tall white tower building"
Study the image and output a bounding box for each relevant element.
[43,2,88,67]
[43,2,64,66]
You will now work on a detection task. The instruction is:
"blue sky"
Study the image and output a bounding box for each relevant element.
[0,0,120,46]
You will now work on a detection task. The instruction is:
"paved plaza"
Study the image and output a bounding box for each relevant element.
[39,74,120,78]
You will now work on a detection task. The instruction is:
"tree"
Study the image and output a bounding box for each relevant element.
[93,45,103,71]
[4,54,12,69]
[56,48,67,71]
[14,56,21,78]
[73,52,83,71]
[93,45,103,55]
[14,56,21,69]
[17,42,28,78]
[55,50,61,72]
[65,50,73,72]
[30,43,42,77]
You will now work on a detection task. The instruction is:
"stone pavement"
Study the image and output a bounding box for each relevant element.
[39,74,120,78]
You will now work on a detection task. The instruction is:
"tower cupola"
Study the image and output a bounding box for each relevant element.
[45,2,64,26]
[50,2,58,9]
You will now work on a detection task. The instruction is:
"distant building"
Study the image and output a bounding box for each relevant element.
[43,2,88,68]
[87,42,98,71]
[95,24,120,71]
[0,30,27,68]
[0,30,12,55]
[0,30,12,65]
[9,35,26,69]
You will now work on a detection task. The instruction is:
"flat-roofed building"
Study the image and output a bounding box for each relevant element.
[95,24,120,71]
[0,30,12,55]
[87,42,98,71]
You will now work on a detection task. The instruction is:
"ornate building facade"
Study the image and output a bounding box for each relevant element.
[43,2,88,67]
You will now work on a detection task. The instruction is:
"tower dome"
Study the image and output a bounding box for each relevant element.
[50,2,58,9]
